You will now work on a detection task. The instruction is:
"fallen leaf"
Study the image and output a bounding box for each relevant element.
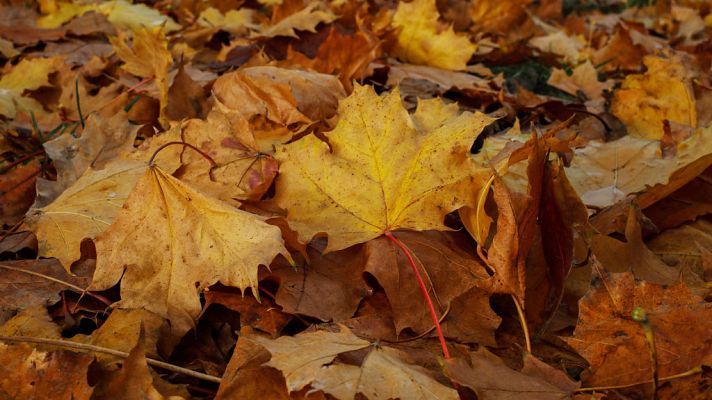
[387,63,497,97]
[204,290,292,337]
[245,326,459,399]
[0,259,90,321]
[0,56,64,119]
[110,27,173,127]
[363,230,496,344]
[470,0,530,35]
[196,7,257,36]
[0,342,94,400]
[547,61,613,109]
[89,165,291,339]
[253,1,337,39]
[611,55,697,140]
[212,66,346,128]
[165,63,208,121]
[444,348,578,400]
[566,269,712,387]
[91,327,186,400]
[270,244,371,322]
[35,112,138,207]
[275,84,495,252]
[0,305,62,340]
[38,0,180,32]
[391,0,476,71]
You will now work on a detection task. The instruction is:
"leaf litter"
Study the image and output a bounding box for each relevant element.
[0,0,711,399]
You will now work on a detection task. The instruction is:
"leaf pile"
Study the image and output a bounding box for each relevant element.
[1,0,711,399]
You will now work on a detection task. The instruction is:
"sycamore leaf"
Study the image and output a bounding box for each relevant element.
[245,326,459,399]
[110,27,173,127]
[612,55,697,140]
[89,166,291,339]
[566,269,712,387]
[274,84,495,252]
[0,57,64,119]
[252,2,338,39]
[391,0,476,71]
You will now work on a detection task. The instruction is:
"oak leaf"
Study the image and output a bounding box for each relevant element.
[391,0,476,71]
[89,166,291,339]
[110,27,173,127]
[274,84,495,252]
[611,55,697,139]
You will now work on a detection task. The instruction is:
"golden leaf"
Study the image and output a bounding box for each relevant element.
[253,2,337,38]
[391,0,476,71]
[0,57,64,119]
[274,85,495,252]
[611,55,697,139]
[89,166,290,338]
[110,27,173,127]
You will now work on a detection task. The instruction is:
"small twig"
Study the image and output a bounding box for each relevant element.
[575,366,703,393]
[0,264,113,307]
[0,335,222,384]
[384,230,450,359]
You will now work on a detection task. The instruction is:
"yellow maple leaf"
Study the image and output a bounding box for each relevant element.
[89,166,291,338]
[0,57,64,119]
[611,55,697,140]
[37,0,180,31]
[23,127,184,271]
[110,27,173,127]
[390,0,476,71]
[274,84,495,252]
[253,2,337,38]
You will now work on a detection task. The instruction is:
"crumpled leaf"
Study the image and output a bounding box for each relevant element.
[0,56,64,119]
[611,55,697,139]
[566,269,712,387]
[274,85,495,252]
[244,326,459,399]
[34,112,138,207]
[212,66,346,128]
[177,107,278,204]
[110,27,173,127]
[0,342,94,400]
[89,165,291,339]
[391,0,476,71]
[252,1,337,39]
[444,348,578,400]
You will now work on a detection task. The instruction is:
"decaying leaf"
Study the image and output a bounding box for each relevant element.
[0,342,94,400]
[391,0,476,71]
[275,84,495,251]
[89,166,291,339]
[567,269,712,387]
